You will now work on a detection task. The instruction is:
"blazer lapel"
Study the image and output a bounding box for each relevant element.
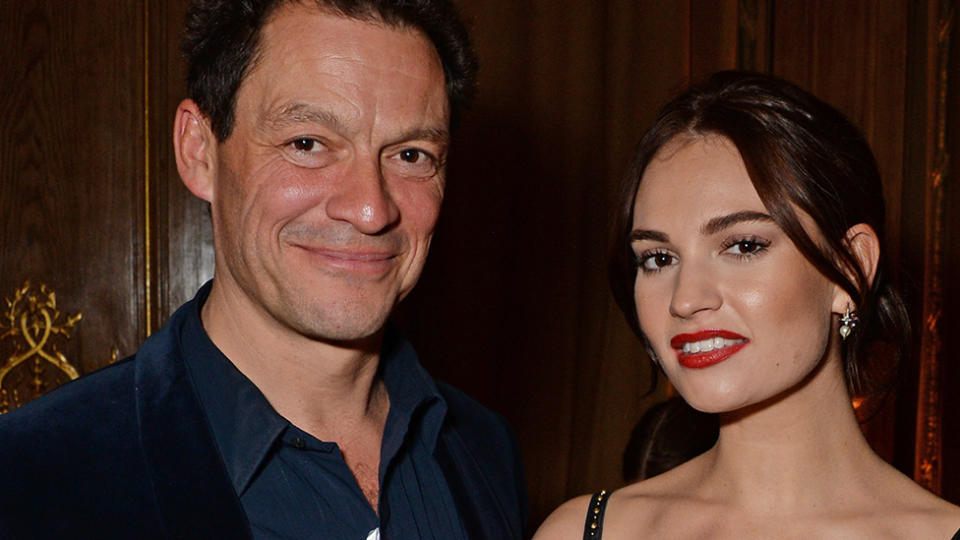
[134,330,252,539]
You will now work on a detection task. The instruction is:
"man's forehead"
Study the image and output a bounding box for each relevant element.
[260,1,430,53]
[226,4,450,141]
[249,3,442,84]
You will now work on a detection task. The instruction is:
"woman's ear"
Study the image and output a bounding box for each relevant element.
[832,223,880,313]
[173,99,217,202]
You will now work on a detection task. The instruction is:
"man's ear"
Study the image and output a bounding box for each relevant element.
[832,223,881,313]
[173,99,217,202]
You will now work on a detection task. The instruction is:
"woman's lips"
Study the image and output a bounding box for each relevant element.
[670,329,748,369]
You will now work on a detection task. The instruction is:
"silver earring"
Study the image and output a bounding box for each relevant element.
[839,306,858,340]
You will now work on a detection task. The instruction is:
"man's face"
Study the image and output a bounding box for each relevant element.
[207,5,450,342]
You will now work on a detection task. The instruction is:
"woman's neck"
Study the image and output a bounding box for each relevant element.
[700,354,885,515]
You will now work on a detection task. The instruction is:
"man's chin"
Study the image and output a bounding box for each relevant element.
[283,304,392,348]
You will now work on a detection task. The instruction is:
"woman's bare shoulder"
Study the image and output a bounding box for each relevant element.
[533,493,595,540]
[618,451,711,500]
[602,457,718,533]
[889,477,960,536]
[534,471,710,540]
[870,463,960,534]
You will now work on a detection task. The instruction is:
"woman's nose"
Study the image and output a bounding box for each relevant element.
[669,259,723,319]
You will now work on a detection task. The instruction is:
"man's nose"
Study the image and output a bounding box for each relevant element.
[324,157,400,235]
[668,259,723,319]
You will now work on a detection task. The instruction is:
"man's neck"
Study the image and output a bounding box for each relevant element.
[199,279,390,437]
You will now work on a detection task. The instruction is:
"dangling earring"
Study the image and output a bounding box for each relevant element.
[839,306,858,340]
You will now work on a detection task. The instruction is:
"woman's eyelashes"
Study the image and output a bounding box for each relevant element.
[636,249,677,273]
[720,235,771,259]
[634,235,772,274]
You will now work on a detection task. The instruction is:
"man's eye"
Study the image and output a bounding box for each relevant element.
[291,138,318,152]
[385,147,439,179]
[399,149,425,163]
[282,137,337,169]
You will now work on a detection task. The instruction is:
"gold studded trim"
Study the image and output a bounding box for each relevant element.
[582,489,608,539]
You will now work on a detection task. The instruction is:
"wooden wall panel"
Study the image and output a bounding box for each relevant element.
[147,0,214,332]
[942,0,960,504]
[910,0,957,498]
[0,2,146,396]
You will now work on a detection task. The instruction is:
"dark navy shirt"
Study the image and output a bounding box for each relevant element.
[180,285,467,539]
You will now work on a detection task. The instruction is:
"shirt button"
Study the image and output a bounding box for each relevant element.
[292,437,306,449]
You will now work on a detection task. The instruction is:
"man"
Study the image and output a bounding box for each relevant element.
[0,1,527,538]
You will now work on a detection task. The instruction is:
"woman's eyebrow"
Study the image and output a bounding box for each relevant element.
[700,210,774,235]
[629,211,773,243]
[629,229,669,243]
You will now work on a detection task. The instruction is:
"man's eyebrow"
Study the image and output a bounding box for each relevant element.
[262,102,347,132]
[390,126,450,146]
[261,103,449,145]
[700,210,774,235]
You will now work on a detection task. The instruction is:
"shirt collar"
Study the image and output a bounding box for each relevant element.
[180,281,447,495]
[180,282,287,495]
[378,324,448,468]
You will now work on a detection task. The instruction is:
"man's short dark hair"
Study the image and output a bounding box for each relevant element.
[182,0,478,141]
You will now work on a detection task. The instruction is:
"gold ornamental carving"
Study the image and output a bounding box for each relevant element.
[0,282,82,413]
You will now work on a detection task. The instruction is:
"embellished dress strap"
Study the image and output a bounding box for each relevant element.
[582,490,609,540]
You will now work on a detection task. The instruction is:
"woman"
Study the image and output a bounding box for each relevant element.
[535,72,960,539]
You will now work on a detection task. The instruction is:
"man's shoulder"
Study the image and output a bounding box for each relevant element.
[0,357,159,535]
[0,310,184,442]
[433,381,529,538]
[436,380,513,440]
[0,357,138,440]
[434,380,523,479]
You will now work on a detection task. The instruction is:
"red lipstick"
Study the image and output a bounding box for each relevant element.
[670,329,748,369]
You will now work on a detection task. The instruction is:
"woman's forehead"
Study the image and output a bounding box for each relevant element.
[633,135,766,225]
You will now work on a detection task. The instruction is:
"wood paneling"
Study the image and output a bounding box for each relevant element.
[147,0,214,329]
[942,0,960,504]
[0,2,146,385]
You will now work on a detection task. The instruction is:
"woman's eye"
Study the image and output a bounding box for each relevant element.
[638,251,676,272]
[732,241,759,254]
[723,238,769,257]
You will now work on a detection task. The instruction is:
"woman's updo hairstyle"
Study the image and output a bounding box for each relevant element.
[609,71,910,397]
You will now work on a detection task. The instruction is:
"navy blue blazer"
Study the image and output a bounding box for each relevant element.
[0,304,527,539]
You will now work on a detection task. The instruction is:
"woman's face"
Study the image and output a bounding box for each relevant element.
[631,135,844,413]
